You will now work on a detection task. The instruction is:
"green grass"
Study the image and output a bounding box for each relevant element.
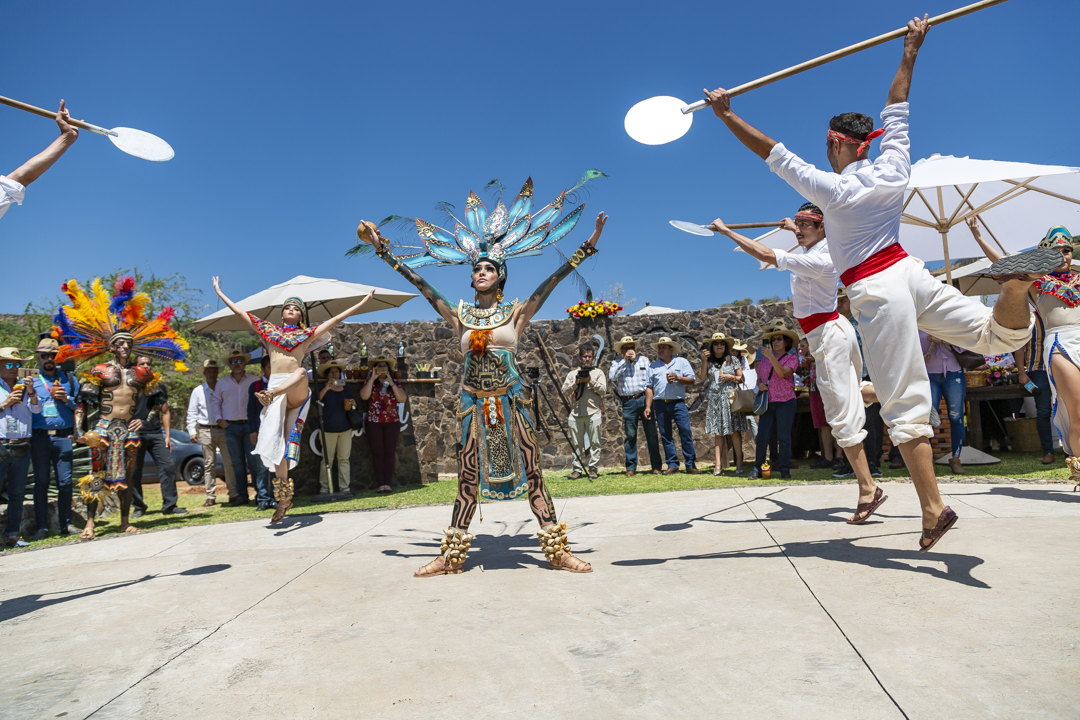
[12,451,1071,552]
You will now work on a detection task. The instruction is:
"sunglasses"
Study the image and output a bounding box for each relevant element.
[4,362,22,370]
[228,359,245,365]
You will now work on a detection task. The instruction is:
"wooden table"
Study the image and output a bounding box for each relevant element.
[966,384,1027,451]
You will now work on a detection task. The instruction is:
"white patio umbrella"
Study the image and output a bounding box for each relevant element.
[730,155,1080,280]
[194,274,417,332]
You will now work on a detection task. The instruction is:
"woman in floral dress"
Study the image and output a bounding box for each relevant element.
[698,333,747,475]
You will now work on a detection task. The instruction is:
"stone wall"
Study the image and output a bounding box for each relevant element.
[290,302,798,492]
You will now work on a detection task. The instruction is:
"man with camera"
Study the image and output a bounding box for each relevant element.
[561,345,607,480]
[0,348,42,547]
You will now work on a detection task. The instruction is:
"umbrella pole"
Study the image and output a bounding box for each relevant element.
[938,187,954,283]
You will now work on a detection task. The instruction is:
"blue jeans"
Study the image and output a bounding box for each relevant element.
[223,421,253,500]
[1,452,31,537]
[929,371,966,456]
[31,431,73,530]
[621,395,661,471]
[1028,370,1054,453]
[755,398,796,475]
[653,399,696,469]
[248,432,273,505]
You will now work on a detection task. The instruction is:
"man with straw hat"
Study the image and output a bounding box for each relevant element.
[713,205,885,523]
[0,347,41,547]
[702,16,1046,551]
[609,335,662,476]
[213,349,258,506]
[644,337,700,474]
[29,336,81,539]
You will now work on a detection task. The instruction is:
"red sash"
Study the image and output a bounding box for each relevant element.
[797,311,839,335]
[840,243,909,287]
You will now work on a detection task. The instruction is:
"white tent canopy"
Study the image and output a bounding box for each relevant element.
[194,275,417,332]
[733,155,1080,274]
[631,304,684,316]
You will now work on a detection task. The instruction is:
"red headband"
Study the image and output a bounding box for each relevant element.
[827,127,885,156]
[794,210,823,223]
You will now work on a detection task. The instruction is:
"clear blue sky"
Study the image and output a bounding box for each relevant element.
[3,1,1077,322]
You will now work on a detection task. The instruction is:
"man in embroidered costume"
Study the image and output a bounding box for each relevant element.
[51,277,189,540]
[212,281,375,523]
[351,173,607,576]
[703,15,1047,551]
[712,203,885,524]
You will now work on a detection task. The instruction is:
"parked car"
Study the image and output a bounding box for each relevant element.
[141,429,226,485]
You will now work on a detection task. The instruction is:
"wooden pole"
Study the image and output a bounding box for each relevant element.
[0,95,108,133]
[682,0,1009,113]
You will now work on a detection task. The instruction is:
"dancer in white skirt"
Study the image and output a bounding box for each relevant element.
[712,203,885,524]
[212,278,375,522]
[703,15,1047,551]
[967,220,1080,486]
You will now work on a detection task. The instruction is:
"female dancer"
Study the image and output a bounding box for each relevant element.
[354,176,606,576]
[697,333,746,475]
[211,278,374,521]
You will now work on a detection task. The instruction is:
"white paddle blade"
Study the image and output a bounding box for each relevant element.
[669,220,715,236]
[108,127,174,162]
[624,96,693,145]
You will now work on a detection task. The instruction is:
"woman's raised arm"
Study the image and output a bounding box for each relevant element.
[212,277,258,333]
[311,288,376,342]
[515,212,607,331]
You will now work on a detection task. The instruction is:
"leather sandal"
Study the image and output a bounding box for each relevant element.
[414,556,457,578]
[550,549,593,573]
[847,487,888,525]
[919,506,958,553]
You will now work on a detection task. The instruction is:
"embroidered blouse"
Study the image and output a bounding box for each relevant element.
[249,313,319,351]
[1035,273,1080,331]
[366,380,402,424]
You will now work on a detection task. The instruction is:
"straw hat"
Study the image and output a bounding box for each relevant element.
[0,347,25,363]
[707,332,733,347]
[836,286,848,299]
[650,336,679,351]
[612,336,638,353]
[317,362,348,379]
[369,355,397,370]
[35,337,59,353]
[222,349,252,366]
[731,340,748,353]
[202,359,220,369]
[760,319,800,343]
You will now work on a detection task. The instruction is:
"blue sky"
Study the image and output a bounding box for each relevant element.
[2,0,1077,323]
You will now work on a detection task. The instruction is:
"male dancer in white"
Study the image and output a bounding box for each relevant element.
[712,203,885,524]
[704,15,1045,551]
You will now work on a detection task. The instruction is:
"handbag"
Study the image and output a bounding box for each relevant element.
[347,405,365,432]
[752,389,769,416]
[728,387,756,413]
[953,348,986,370]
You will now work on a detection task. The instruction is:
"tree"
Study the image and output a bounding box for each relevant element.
[601,283,637,313]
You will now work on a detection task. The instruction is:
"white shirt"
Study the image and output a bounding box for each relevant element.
[774,238,838,318]
[212,373,257,423]
[0,176,26,222]
[765,103,911,277]
[0,377,42,440]
[186,382,220,438]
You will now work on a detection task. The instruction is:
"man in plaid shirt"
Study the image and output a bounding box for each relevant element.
[608,336,662,476]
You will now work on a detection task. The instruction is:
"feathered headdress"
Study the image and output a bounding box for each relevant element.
[348,170,606,268]
[51,276,190,371]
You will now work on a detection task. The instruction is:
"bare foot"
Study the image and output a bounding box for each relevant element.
[270,498,292,523]
[79,521,95,541]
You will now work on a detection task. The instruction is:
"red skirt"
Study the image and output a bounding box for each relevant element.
[809,391,828,429]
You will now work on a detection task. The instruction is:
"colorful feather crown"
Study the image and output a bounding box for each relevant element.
[51,276,190,371]
[349,170,606,268]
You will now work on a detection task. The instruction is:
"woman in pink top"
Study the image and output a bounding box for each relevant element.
[752,322,801,479]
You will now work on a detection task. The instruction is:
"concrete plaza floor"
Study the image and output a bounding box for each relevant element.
[1,481,1077,719]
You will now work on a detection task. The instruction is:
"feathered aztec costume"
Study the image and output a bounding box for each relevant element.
[51,277,188,504]
[352,173,602,574]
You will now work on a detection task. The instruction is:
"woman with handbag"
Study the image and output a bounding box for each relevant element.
[698,333,747,475]
[920,331,969,475]
[317,363,356,494]
[360,356,406,493]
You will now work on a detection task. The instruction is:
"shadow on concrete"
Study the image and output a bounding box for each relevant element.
[0,564,231,623]
[268,514,324,536]
[613,534,988,588]
[655,491,914,532]
[381,524,597,572]
[959,486,1080,504]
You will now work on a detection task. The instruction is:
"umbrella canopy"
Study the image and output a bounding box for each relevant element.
[630,304,684,316]
[731,155,1080,279]
[194,275,417,332]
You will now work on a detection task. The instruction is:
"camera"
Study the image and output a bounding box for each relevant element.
[331,379,346,387]
[577,367,590,378]
[524,366,540,380]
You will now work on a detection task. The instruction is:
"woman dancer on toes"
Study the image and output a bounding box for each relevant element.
[697,333,746,475]
[967,219,1080,485]
[352,175,606,577]
[212,278,374,522]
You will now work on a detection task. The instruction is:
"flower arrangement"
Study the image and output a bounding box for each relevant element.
[566,299,622,319]
[985,364,1008,386]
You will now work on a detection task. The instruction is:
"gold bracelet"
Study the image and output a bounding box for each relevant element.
[567,242,598,268]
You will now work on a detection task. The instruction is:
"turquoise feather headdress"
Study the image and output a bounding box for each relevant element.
[349,171,606,268]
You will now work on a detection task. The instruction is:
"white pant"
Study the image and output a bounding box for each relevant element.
[1044,323,1080,456]
[848,256,1032,445]
[569,412,602,473]
[806,316,866,448]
